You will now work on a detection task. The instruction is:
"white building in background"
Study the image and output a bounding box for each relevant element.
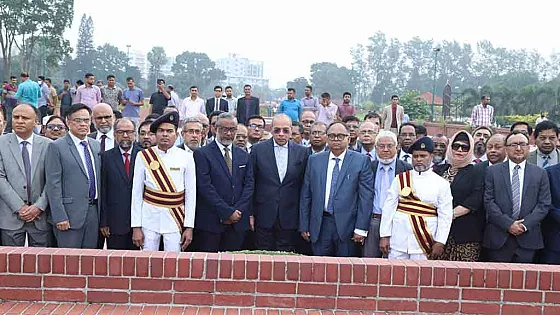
[216,53,269,87]
[128,49,148,79]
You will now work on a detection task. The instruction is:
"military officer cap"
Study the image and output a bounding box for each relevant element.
[408,136,434,154]
[150,111,179,133]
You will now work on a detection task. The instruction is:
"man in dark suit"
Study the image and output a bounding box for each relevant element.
[543,164,560,264]
[88,103,117,153]
[363,130,411,258]
[483,131,551,263]
[236,84,260,125]
[251,114,308,252]
[205,86,228,117]
[100,118,139,250]
[46,103,102,248]
[300,122,374,257]
[193,112,254,252]
[342,116,362,152]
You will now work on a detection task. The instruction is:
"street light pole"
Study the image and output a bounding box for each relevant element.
[431,47,441,121]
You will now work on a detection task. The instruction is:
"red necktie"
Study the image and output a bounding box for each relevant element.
[123,152,130,178]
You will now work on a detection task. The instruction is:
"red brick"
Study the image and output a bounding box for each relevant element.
[131,278,172,291]
[178,255,191,278]
[472,268,485,287]
[406,265,419,286]
[258,257,273,281]
[232,256,246,280]
[338,284,377,297]
[326,261,339,283]
[245,255,259,280]
[338,259,352,283]
[502,304,541,315]
[462,288,501,301]
[296,297,336,309]
[420,287,459,300]
[0,274,41,287]
[433,266,445,286]
[191,254,205,279]
[88,276,129,290]
[22,252,36,273]
[504,290,542,303]
[545,292,560,303]
[298,283,337,296]
[87,291,129,303]
[122,256,136,277]
[10,302,33,313]
[0,288,41,301]
[366,264,378,284]
[65,255,80,275]
[205,254,219,279]
[445,267,459,286]
[498,269,511,288]
[485,268,498,288]
[255,296,295,308]
[257,282,296,294]
[376,299,417,312]
[286,260,299,281]
[419,266,432,286]
[174,279,214,292]
[511,270,524,289]
[459,267,471,286]
[525,270,538,289]
[164,255,178,278]
[81,255,94,275]
[136,256,149,277]
[44,275,86,288]
[419,301,459,313]
[216,281,255,293]
[108,255,122,276]
[131,292,171,304]
[392,265,405,285]
[151,256,164,278]
[379,286,416,298]
[44,290,86,302]
[273,259,286,281]
[336,298,376,311]
[215,294,254,307]
[21,302,46,314]
[352,261,366,283]
[174,293,214,305]
[52,253,65,274]
[219,255,233,279]
[312,261,326,282]
[94,255,107,276]
[8,251,21,273]
[540,271,553,290]
[300,261,313,281]
[37,252,51,273]
[545,306,560,315]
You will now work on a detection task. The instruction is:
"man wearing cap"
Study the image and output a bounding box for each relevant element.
[131,111,196,252]
[379,137,453,260]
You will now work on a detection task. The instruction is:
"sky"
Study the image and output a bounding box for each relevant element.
[67,0,559,88]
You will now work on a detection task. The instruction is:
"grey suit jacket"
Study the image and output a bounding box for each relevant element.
[483,161,551,250]
[0,134,51,231]
[381,105,404,130]
[527,148,560,166]
[45,133,101,229]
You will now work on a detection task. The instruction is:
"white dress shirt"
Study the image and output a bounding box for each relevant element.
[537,149,558,168]
[69,132,98,199]
[324,150,368,236]
[273,139,288,182]
[16,134,34,162]
[215,139,232,159]
[361,146,376,161]
[509,159,526,207]
[380,168,453,254]
[96,129,115,151]
[179,97,205,120]
[131,146,197,233]
[119,147,132,163]
[399,149,411,163]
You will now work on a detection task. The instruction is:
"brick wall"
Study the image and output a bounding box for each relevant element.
[1,247,559,314]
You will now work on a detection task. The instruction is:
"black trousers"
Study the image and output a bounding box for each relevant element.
[106,231,136,250]
[486,235,536,263]
[194,227,245,253]
[256,220,297,252]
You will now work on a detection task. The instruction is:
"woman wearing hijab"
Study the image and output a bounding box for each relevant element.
[434,130,484,261]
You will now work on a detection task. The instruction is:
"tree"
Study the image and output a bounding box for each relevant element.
[147,46,167,90]
[399,90,430,121]
[75,14,95,79]
[170,51,225,96]
[310,62,355,100]
[92,44,129,84]
[285,77,309,99]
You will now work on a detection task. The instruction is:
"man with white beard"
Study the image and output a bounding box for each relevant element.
[363,131,412,258]
[432,134,449,167]
[89,103,116,153]
[379,137,453,260]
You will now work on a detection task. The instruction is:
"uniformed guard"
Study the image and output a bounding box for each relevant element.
[131,111,197,252]
[379,136,453,260]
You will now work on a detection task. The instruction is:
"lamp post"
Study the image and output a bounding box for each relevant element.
[126,44,131,66]
[431,47,441,121]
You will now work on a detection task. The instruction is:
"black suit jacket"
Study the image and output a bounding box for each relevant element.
[206,98,229,117]
[483,161,551,250]
[251,139,308,230]
[236,97,260,124]
[100,146,139,235]
[434,163,484,243]
[371,159,412,185]
[88,131,118,150]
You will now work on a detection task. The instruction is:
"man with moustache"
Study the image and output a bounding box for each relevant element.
[379,137,453,260]
[100,118,139,250]
[234,124,249,150]
[308,122,328,155]
[363,131,412,258]
[300,110,316,147]
[343,116,362,152]
[528,121,560,168]
[477,134,507,169]
[178,117,203,153]
[358,121,379,161]
[397,123,417,163]
[88,103,116,153]
[131,112,196,252]
[138,120,156,149]
[472,126,492,163]
[432,134,449,167]
[290,122,304,145]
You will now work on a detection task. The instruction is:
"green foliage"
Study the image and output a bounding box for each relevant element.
[75,14,94,79]
[399,90,430,121]
[503,114,542,125]
[170,51,226,96]
[310,62,356,98]
[286,77,309,99]
[92,44,129,84]
[147,46,167,91]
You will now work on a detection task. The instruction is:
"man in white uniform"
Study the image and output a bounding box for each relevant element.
[131,111,196,252]
[379,137,453,260]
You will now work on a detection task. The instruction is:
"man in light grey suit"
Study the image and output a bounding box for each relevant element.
[483,131,551,263]
[0,104,51,246]
[46,103,102,248]
[299,122,374,257]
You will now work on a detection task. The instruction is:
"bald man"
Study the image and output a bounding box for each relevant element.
[196,113,210,146]
[88,103,116,153]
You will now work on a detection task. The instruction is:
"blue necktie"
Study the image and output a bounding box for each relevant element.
[326,158,340,213]
[512,165,521,219]
[542,155,550,168]
[80,141,97,200]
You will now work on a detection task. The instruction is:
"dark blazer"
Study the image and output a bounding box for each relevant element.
[100,146,139,235]
[307,146,329,156]
[236,96,260,124]
[206,98,229,117]
[543,164,560,254]
[371,159,412,184]
[299,150,374,243]
[483,161,551,250]
[88,131,118,150]
[348,142,363,153]
[251,139,308,230]
[193,140,254,233]
[434,163,485,243]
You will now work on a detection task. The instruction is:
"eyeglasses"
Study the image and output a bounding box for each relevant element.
[219,127,237,134]
[376,143,395,150]
[248,123,264,130]
[302,119,315,125]
[347,125,359,130]
[327,133,348,141]
[507,142,529,148]
[184,129,202,135]
[451,143,470,151]
[235,134,248,139]
[71,118,91,124]
[434,143,447,148]
[115,130,135,136]
[359,130,377,135]
[202,124,209,129]
[94,115,113,121]
[46,124,67,130]
[273,128,291,134]
[311,131,326,136]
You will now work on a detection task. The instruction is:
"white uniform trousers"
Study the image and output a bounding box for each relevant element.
[389,249,428,260]
[142,227,181,252]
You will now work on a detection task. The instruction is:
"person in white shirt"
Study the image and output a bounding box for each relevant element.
[89,103,115,153]
[131,111,196,252]
[167,85,181,107]
[379,137,453,260]
[224,86,238,115]
[178,85,205,122]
